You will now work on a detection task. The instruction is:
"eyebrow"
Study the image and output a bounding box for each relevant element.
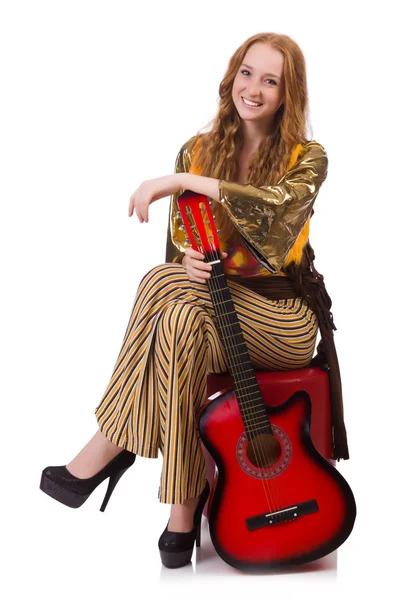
[241,64,281,79]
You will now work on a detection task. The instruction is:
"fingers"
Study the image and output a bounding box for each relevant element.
[128,196,148,223]
[185,247,205,259]
[183,249,228,284]
[136,211,147,223]
[184,249,210,283]
[135,206,146,223]
[192,266,211,284]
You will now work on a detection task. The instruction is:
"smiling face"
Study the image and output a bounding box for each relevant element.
[232,42,285,139]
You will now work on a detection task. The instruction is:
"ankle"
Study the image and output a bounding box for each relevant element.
[66,429,123,478]
[168,495,201,533]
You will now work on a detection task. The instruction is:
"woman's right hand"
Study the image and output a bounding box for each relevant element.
[182,247,228,284]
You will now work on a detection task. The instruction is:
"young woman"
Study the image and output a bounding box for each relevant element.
[40,32,349,569]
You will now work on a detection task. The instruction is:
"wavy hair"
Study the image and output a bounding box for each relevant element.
[191,32,312,187]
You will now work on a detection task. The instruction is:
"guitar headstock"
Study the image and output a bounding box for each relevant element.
[177,191,220,260]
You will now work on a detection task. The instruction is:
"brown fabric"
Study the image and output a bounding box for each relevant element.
[226,274,300,300]
[294,240,349,461]
[226,241,349,461]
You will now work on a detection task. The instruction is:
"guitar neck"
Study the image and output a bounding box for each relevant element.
[206,253,272,439]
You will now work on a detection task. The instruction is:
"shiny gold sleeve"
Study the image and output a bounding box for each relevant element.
[217,141,329,273]
[165,137,196,264]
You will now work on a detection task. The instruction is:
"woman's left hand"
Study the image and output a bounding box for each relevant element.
[128,174,181,223]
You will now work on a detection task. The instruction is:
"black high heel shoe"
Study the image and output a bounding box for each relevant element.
[40,449,136,512]
[158,480,210,569]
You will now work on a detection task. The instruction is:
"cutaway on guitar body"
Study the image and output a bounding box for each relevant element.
[198,387,356,571]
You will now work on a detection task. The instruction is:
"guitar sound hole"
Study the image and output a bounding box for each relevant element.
[246,434,282,469]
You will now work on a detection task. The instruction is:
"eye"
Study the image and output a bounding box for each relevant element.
[240,70,277,85]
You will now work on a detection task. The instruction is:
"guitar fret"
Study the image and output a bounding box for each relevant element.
[235,384,263,403]
[239,405,265,417]
[229,360,253,371]
[242,407,268,418]
[232,374,257,385]
[244,416,270,427]
[220,336,245,347]
[231,390,261,401]
[233,390,263,405]
[223,356,251,370]
[248,423,272,433]
[207,286,230,293]
[221,343,246,357]
[234,392,260,404]
[221,350,248,365]
[239,389,263,402]
[219,330,246,342]
[238,396,264,406]
[211,297,235,307]
[234,368,252,375]
[216,310,239,317]
[233,381,259,392]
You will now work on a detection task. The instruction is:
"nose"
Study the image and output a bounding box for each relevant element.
[245,83,262,99]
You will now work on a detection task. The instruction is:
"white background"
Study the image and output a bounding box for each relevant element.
[1,1,395,598]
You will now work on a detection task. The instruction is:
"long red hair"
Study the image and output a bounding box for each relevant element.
[191,32,312,187]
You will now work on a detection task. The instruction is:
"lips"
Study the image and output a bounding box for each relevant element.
[241,96,263,107]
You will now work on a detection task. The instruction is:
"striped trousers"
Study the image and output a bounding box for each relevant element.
[94,263,318,504]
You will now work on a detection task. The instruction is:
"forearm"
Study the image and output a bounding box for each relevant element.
[177,173,220,203]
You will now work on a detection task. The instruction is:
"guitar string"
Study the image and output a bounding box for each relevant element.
[203,242,282,515]
[202,226,283,515]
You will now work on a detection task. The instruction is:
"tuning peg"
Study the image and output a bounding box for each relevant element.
[216,229,221,234]
[179,224,186,230]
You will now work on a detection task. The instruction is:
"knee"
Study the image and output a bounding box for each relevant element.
[138,262,185,288]
[156,303,206,338]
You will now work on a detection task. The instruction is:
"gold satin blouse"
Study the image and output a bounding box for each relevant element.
[165,135,328,276]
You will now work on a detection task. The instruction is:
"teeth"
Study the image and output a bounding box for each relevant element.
[242,97,262,107]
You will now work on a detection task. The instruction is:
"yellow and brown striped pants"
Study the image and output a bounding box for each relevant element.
[94,263,318,504]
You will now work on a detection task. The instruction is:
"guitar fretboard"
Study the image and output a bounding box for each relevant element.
[205,253,272,439]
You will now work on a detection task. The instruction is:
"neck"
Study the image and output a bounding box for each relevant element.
[240,120,274,151]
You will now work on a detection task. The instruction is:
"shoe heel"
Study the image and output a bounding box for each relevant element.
[99,467,128,512]
[158,481,210,568]
[195,514,202,547]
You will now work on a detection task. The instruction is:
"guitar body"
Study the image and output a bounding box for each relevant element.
[198,386,356,571]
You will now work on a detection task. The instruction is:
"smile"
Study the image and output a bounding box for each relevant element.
[241,96,263,107]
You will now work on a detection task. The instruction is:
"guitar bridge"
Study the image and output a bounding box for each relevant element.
[246,499,319,531]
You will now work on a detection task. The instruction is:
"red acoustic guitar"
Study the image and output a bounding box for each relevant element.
[177,190,356,572]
